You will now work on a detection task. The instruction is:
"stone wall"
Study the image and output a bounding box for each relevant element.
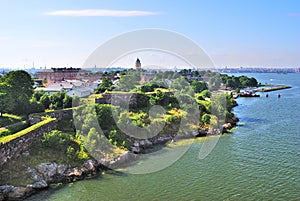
[95,93,139,105]
[0,120,57,166]
[1,109,74,166]
[29,109,73,125]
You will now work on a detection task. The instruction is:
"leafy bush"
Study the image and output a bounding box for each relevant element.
[42,130,89,161]
[42,130,72,147]
[199,90,211,98]
[202,114,211,125]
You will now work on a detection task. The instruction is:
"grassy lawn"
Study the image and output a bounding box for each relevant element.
[0,113,23,127]
[0,118,56,144]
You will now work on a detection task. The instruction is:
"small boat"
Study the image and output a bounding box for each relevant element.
[239,90,260,97]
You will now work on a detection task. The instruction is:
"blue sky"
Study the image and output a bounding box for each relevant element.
[0,0,299,68]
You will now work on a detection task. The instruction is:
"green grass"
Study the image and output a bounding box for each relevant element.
[0,113,23,127]
[3,113,23,120]
[0,118,56,144]
[0,121,29,138]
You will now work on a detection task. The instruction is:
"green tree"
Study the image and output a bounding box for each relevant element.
[0,82,13,116]
[49,92,64,109]
[225,78,234,88]
[83,127,113,158]
[95,104,118,131]
[40,94,51,109]
[2,70,33,115]
[208,75,221,91]
[96,77,114,93]
[170,76,189,91]
[29,99,45,114]
[191,80,208,93]
[117,70,141,91]
[32,91,45,102]
[63,94,72,108]
[84,128,101,152]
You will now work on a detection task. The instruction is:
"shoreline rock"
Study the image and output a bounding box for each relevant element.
[0,159,107,201]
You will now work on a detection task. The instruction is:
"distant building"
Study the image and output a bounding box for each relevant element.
[38,67,91,84]
[35,82,74,95]
[140,72,155,83]
[135,58,141,70]
[67,88,92,98]
[34,80,97,97]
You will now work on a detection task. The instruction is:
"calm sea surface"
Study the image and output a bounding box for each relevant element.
[28,73,300,201]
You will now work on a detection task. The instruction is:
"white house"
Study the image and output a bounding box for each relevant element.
[67,88,91,98]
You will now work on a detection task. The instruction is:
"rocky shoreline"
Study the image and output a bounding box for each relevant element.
[0,151,140,201]
[0,160,101,201]
[0,115,238,201]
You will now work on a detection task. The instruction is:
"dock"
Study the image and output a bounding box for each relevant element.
[257,85,291,92]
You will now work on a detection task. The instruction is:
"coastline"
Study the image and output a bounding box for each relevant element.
[0,114,239,201]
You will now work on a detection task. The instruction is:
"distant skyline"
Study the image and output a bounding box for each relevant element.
[0,0,299,69]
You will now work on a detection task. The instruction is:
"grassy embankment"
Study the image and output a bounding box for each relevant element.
[0,117,55,144]
[0,114,28,138]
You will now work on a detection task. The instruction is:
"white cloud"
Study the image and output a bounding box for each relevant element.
[45,9,158,17]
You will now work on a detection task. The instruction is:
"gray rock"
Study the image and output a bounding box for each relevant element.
[7,187,28,200]
[31,172,43,182]
[22,150,30,157]
[26,167,43,182]
[0,185,14,194]
[27,180,48,189]
[81,160,96,172]
[144,139,153,148]
[132,146,140,154]
[68,168,82,177]
[37,162,58,181]
[57,164,70,175]
[140,140,145,146]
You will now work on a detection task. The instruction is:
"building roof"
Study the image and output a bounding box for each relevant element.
[35,86,63,92]
[59,82,73,89]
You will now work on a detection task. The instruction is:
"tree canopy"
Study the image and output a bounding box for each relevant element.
[0,70,33,115]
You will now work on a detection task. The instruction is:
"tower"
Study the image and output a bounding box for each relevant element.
[135,58,141,70]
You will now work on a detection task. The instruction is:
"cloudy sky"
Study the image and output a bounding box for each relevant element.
[0,0,299,69]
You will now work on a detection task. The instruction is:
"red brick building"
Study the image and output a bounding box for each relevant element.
[38,68,92,83]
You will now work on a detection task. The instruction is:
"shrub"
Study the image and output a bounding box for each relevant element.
[202,114,211,125]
